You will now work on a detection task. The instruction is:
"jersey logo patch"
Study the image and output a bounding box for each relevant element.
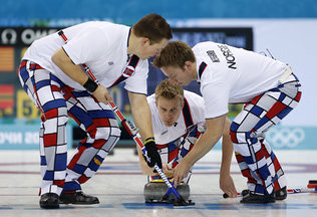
[121,55,140,77]
[122,65,135,77]
[206,50,220,63]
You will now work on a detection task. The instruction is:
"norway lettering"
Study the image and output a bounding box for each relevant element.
[217,44,237,69]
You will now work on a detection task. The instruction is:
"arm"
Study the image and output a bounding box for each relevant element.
[127,92,154,141]
[136,146,157,175]
[51,48,113,104]
[173,114,227,185]
[219,117,238,197]
[128,91,162,168]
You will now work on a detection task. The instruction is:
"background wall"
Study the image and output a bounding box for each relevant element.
[0,0,316,149]
[1,0,317,26]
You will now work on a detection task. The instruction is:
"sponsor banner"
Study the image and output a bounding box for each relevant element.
[0,27,59,46]
[0,123,72,150]
[212,126,317,150]
[0,124,315,150]
[266,126,316,150]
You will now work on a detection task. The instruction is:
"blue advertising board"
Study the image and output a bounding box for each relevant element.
[0,123,73,150]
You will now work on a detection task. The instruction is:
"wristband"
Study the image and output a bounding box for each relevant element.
[145,137,155,144]
[83,78,98,92]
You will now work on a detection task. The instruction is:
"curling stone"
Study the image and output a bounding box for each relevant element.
[144,181,190,202]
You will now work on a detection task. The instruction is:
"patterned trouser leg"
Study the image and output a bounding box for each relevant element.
[230,75,302,195]
[18,60,68,195]
[62,90,121,193]
[18,60,121,195]
[235,140,287,194]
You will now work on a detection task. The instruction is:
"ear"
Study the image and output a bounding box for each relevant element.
[184,61,192,71]
[141,37,150,47]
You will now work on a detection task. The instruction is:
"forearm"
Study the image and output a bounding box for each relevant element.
[220,135,234,175]
[182,129,221,167]
[129,93,154,141]
[51,48,89,86]
[220,118,234,175]
[181,115,226,168]
[136,146,156,175]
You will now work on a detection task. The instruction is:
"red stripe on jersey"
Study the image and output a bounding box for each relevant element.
[169,148,179,162]
[157,144,168,150]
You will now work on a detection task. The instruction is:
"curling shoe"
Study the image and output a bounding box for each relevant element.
[275,186,287,201]
[240,191,275,204]
[60,191,99,205]
[39,193,59,209]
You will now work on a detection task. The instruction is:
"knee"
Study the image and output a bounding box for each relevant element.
[42,106,68,125]
[94,119,121,140]
[229,122,257,146]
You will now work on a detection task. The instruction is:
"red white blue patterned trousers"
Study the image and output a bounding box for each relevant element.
[18,60,121,195]
[230,74,302,195]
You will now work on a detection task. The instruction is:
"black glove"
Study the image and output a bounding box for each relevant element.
[143,137,162,168]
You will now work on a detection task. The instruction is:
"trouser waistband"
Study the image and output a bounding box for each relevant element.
[279,65,293,84]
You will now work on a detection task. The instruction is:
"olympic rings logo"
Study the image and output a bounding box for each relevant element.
[266,127,305,148]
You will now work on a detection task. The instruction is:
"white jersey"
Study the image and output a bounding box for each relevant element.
[147,90,205,145]
[193,41,289,118]
[23,21,149,94]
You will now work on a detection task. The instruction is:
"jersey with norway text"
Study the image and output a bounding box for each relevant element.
[23,21,148,94]
[147,90,205,145]
[193,41,289,119]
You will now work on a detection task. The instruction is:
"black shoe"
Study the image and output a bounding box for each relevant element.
[240,192,275,204]
[39,193,59,209]
[241,189,250,197]
[60,191,99,205]
[276,186,287,200]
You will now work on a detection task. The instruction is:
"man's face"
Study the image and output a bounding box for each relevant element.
[161,65,193,86]
[156,96,183,127]
[138,38,169,60]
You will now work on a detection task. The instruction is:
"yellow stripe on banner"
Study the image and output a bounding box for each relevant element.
[94,157,101,166]
[0,92,14,96]
[0,47,14,72]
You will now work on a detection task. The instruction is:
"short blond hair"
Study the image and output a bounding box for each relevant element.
[153,41,195,68]
[155,79,184,102]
